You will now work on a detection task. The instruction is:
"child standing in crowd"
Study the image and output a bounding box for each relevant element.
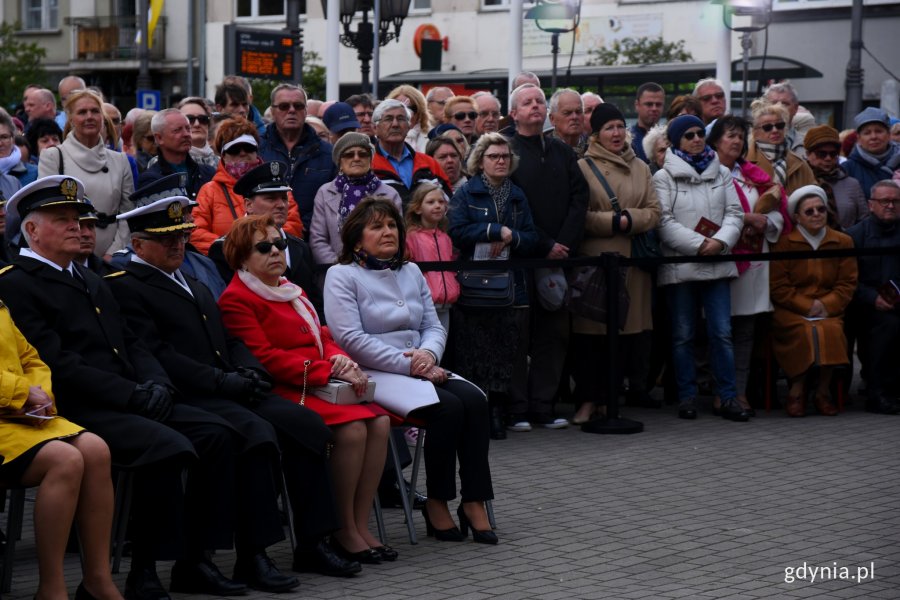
[405,182,460,333]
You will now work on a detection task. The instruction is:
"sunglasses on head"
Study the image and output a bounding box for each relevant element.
[699,92,725,102]
[813,149,839,159]
[803,205,827,217]
[224,143,257,155]
[758,122,787,133]
[254,238,288,254]
[274,101,306,112]
[683,129,706,141]
[453,111,478,121]
[186,114,210,125]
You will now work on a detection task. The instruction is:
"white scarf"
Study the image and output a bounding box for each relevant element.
[0,146,22,175]
[797,225,826,250]
[237,270,323,357]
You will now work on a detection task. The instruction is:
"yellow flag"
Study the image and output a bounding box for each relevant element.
[148,0,164,49]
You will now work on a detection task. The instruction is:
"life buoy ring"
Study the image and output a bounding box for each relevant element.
[413,24,442,57]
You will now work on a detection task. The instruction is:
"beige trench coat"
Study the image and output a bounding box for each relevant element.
[574,142,661,335]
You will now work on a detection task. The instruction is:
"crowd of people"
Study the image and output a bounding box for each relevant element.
[0,71,898,599]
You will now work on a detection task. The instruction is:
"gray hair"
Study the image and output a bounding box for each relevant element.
[870,179,900,197]
[270,83,307,106]
[582,92,603,104]
[472,91,501,111]
[426,87,453,102]
[467,132,519,176]
[642,123,668,164]
[512,71,541,89]
[150,108,186,134]
[372,99,410,124]
[764,81,799,104]
[549,88,582,115]
[693,78,724,96]
[20,211,42,246]
[509,83,545,111]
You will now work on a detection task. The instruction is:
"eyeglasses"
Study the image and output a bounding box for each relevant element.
[699,92,726,103]
[254,238,288,253]
[341,150,371,160]
[224,143,257,156]
[683,129,706,141]
[186,114,210,126]
[138,232,191,247]
[354,110,374,118]
[813,149,839,159]
[379,115,409,124]
[484,152,511,162]
[758,122,787,133]
[872,198,900,208]
[479,110,501,119]
[274,102,306,112]
[0,134,12,142]
[453,111,478,121]
[802,206,827,216]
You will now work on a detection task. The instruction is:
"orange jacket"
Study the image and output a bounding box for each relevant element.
[191,161,304,255]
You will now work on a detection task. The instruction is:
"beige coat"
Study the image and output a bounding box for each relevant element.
[746,143,816,197]
[574,142,661,335]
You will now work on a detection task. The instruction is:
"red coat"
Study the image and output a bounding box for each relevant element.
[371,143,451,206]
[191,161,305,255]
[218,274,381,425]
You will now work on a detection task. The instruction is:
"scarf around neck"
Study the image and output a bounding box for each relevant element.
[0,146,22,175]
[237,269,323,357]
[854,142,900,177]
[335,171,381,227]
[481,172,511,219]
[672,145,717,174]
[224,156,262,181]
[797,224,827,250]
[756,141,788,186]
[352,247,401,271]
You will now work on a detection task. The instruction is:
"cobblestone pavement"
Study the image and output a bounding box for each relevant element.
[4,398,899,599]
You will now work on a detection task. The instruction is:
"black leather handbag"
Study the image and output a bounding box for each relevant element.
[457,270,515,308]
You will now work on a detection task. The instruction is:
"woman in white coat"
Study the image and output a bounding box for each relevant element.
[38,90,134,258]
[652,115,748,422]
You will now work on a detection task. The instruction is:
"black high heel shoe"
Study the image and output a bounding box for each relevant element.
[420,506,463,541]
[74,582,97,600]
[456,505,498,545]
[332,539,382,564]
[370,544,399,561]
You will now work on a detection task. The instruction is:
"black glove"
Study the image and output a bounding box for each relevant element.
[129,381,174,422]
[236,367,273,394]
[216,370,269,407]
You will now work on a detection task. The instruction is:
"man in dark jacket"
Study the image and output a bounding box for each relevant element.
[259,84,336,237]
[847,180,900,415]
[0,175,242,600]
[506,83,589,432]
[138,109,215,200]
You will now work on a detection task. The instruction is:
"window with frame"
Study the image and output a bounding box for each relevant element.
[236,0,307,18]
[482,0,535,9]
[412,0,431,10]
[22,0,59,30]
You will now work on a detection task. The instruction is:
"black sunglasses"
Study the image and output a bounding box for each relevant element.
[759,122,787,133]
[224,143,257,156]
[274,102,306,112]
[254,238,288,254]
[186,114,210,126]
[453,111,478,121]
[683,129,706,141]
[802,205,827,217]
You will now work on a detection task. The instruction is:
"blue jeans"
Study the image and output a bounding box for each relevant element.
[665,279,737,403]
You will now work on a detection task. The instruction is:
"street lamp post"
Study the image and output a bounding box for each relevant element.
[716,0,773,117]
[321,0,412,95]
[524,0,582,95]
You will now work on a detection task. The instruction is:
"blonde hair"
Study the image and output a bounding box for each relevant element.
[750,98,790,127]
[387,84,430,131]
[405,182,448,232]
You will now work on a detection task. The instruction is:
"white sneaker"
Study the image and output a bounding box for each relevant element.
[538,418,569,429]
[507,420,533,432]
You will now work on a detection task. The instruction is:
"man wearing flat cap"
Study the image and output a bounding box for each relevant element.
[0,175,243,600]
[109,185,358,581]
[209,161,322,313]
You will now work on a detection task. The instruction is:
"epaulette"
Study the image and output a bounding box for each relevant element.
[0,265,15,277]
[104,271,128,279]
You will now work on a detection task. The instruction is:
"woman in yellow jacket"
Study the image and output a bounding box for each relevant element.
[0,300,122,600]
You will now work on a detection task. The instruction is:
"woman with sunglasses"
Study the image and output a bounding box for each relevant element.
[178,96,219,169]
[443,96,479,144]
[802,124,868,230]
[653,114,748,422]
[191,117,303,255]
[309,132,402,266]
[219,214,394,566]
[746,99,816,197]
[770,185,858,417]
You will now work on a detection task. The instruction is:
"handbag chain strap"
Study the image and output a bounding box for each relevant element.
[299,359,311,405]
[585,158,622,214]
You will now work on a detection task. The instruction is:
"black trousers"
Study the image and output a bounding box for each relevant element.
[859,307,900,399]
[414,379,493,502]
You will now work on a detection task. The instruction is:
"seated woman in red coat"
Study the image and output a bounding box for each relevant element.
[217,215,394,566]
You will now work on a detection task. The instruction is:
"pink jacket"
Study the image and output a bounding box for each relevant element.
[405,228,460,306]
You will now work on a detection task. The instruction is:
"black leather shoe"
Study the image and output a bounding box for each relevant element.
[124,566,170,600]
[233,552,299,593]
[379,480,426,510]
[371,544,399,562]
[720,403,751,422]
[677,399,698,420]
[292,539,361,577]
[421,506,463,541]
[456,505,498,545]
[331,539,382,564]
[170,558,247,596]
